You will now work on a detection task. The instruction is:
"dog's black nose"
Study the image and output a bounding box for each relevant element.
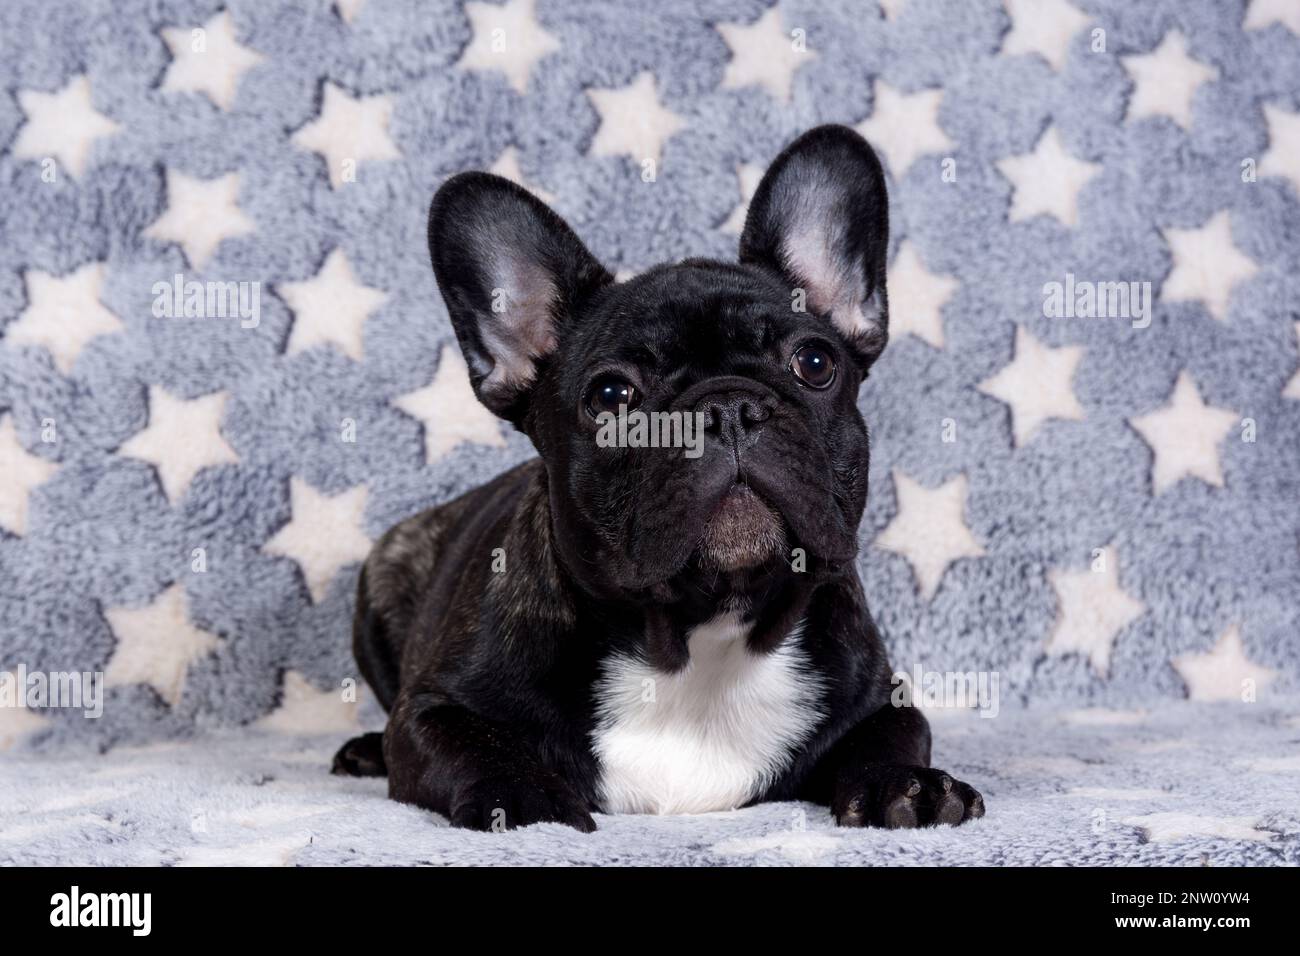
[697,390,771,450]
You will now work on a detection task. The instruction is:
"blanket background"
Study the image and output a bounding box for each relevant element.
[1,0,1298,864]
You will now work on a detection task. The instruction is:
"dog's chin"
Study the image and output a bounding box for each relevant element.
[697,484,787,573]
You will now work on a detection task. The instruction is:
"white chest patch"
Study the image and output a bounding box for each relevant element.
[591,614,824,815]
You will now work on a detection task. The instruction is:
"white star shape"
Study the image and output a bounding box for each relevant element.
[1238,755,1300,773]
[336,0,367,24]
[878,0,908,20]
[1000,0,1090,72]
[717,6,815,103]
[875,471,985,601]
[457,0,560,95]
[256,671,359,734]
[277,248,386,362]
[887,240,959,349]
[0,414,58,536]
[587,71,687,166]
[1259,103,1300,198]
[997,126,1101,227]
[104,584,221,708]
[160,10,263,111]
[5,262,125,375]
[855,81,954,178]
[978,325,1085,446]
[1159,211,1258,322]
[1059,708,1148,727]
[713,830,841,863]
[1122,30,1217,130]
[1244,0,1300,34]
[292,82,402,189]
[1173,625,1278,703]
[394,345,506,463]
[177,833,313,867]
[1045,546,1145,675]
[719,162,764,235]
[1121,812,1273,843]
[1129,371,1238,495]
[118,387,239,503]
[263,478,371,603]
[0,706,49,751]
[1284,323,1300,399]
[1064,786,1167,800]
[144,170,256,271]
[490,145,556,204]
[11,74,120,179]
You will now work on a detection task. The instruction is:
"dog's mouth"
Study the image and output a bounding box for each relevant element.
[614,446,859,595]
[696,482,787,573]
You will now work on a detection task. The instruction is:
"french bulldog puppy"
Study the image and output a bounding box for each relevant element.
[332,125,985,832]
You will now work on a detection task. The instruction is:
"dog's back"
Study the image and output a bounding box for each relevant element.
[353,460,542,711]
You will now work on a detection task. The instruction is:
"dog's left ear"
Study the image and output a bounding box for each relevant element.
[428,172,613,425]
[739,125,890,370]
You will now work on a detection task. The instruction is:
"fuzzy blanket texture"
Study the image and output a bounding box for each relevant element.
[1,0,1298,865]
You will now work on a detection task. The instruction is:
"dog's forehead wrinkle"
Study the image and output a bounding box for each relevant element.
[571,289,791,380]
[617,259,786,303]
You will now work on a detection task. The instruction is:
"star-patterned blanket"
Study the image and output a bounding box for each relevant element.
[1,0,1298,865]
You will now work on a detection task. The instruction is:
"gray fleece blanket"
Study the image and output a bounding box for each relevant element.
[1,0,1299,865]
[3,701,1299,865]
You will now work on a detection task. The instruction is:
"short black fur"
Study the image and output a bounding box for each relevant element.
[334,125,984,832]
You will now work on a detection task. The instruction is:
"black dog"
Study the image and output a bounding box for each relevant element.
[333,125,984,832]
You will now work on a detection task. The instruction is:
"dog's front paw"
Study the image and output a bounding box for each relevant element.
[449,774,597,833]
[833,765,984,829]
[331,732,387,777]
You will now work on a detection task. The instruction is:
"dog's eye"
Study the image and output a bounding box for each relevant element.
[790,344,836,389]
[585,376,641,417]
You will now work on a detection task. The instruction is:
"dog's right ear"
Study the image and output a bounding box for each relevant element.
[428,172,612,424]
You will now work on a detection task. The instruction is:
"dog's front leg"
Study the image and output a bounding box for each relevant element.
[817,704,985,829]
[385,691,596,832]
